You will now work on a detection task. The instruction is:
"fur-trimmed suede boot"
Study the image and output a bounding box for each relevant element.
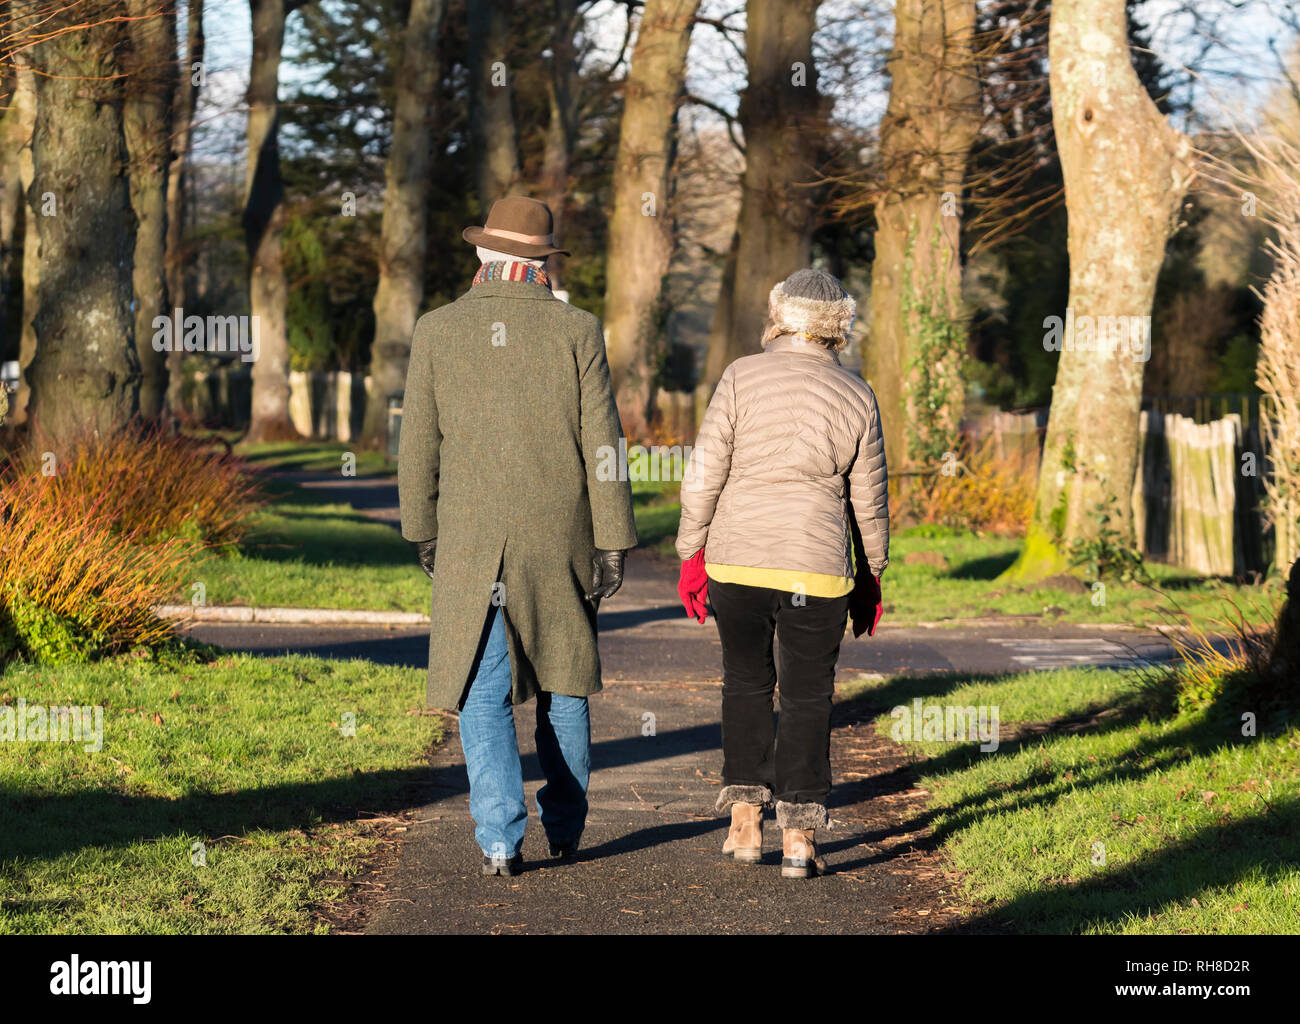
[781,829,826,878]
[715,785,772,863]
[776,800,828,878]
[722,803,763,863]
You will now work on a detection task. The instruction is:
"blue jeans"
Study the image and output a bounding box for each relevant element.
[457,603,591,859]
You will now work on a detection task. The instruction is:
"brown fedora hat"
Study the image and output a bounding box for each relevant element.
[462,195,570,259]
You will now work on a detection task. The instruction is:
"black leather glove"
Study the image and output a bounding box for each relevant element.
[585,549,626,604]
[413,539,437,580]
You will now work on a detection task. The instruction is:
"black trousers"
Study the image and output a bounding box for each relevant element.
[709,579,849,807]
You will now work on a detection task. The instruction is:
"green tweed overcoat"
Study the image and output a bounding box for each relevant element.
[398,278,638,709]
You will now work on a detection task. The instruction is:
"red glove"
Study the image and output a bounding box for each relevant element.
[677,550,709,623]
[849,572,883,638]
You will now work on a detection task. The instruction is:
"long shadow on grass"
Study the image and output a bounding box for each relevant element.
[812,675,1035,861]
[828,670,1299,922]
[0,718,727,863]
[231,474,411,568]
[948,552,1019,580]
[830,671,1259,841]
[0,766,436,865]
[823,671,1158,850]
[896,693,1281,851]
[259,473,401,518]
[235,519,413,567]
[242,454,393,479]
[932,794,1300,934]
[254,476,392,511]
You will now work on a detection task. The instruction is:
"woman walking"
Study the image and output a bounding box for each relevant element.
[676,269,889,878]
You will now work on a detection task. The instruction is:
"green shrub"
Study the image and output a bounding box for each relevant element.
[1067,495,1149,583]
[0,589,108,666]
[0,604,17,666]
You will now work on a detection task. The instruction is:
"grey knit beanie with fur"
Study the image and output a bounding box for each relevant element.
[765,268,856,350]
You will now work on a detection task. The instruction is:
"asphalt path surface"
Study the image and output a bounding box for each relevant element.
[183,531,1180,934]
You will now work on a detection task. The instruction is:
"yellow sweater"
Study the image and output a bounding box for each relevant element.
[705,562,854,598]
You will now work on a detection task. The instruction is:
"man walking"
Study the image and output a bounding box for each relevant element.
[399,196,637,875]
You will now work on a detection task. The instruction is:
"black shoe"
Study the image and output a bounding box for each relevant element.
[481,852,523,876]
[548,842,579,862]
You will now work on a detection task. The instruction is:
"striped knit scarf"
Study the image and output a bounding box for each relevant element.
[473,261,552,289]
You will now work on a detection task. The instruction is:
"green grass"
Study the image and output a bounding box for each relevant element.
[627,480,1280,629]
[630,463,682,555]
[192,478,427,612]
[883,524,1280,629]
[196,444,1277,627]
[0,650,441,934]
[193,470,682,611]
[189,448,683,612]
[235,439,396,477]
[841,666,1300,934]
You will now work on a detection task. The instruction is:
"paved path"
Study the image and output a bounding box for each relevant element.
[354,676,964,934]
[263,469,403,525]
[184,535,1182,933]
[188,533,1181,680]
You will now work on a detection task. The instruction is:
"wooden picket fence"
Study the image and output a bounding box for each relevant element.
[183,366,372,442]
[173,365,1275,577]
[963,406,1049,464]
[965,401,1268,576]
[1132,410,1248,576]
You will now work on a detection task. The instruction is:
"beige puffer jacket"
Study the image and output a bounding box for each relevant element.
[676,334,889,578]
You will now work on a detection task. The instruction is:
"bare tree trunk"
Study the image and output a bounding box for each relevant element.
[539,87,569,290]
[124,0,178,421]
[603,0,700,437]
[13,59,37,426]
[165,0,204,420]
[468,0,520,211]
[26,1,140,445]
[243,0,302,442]
[539,0,580,292]
[867,0,980,474]
[1007,0,1193,580]
[1,55,18,354]
[697,0,823,406]
[3,49,36,425]
[1,47,22,401]
[698,227,740,422]
[359,0,446,449]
